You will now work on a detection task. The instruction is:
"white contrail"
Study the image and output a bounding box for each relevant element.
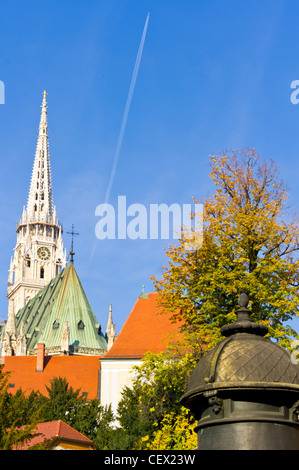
[104,12,150,205]
[89,12,150,264]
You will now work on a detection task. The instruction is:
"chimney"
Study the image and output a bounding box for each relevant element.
[36,343,45,372]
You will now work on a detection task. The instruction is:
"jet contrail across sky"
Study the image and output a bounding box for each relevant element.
[104,12,150,205]
[89,12,150,263]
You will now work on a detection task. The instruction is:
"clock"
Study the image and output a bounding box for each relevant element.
[37,246,50,260]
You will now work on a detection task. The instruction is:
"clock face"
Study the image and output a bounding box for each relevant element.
[37,246,50,260]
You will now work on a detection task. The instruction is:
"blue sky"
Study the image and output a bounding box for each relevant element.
[0,0,299,334]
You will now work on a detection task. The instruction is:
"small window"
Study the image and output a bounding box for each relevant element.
[40,267,44,279]
[53,320,59,329]
[78,320,85,330]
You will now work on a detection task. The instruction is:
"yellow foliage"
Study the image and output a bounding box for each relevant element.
[152,148,299,350]
[142,410,197,450]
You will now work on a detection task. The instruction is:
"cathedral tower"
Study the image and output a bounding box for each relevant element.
[7,91,66,316]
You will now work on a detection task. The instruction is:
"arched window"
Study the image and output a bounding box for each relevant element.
[78,320,85,330]
[34,204,37,212]
[25,255,31,268]
[40,267,44,279]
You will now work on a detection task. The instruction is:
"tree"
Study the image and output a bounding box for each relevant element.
[140,409,197,450]
[37,377,115,449]
[115,351,197,449]
[0,366,41,450]
[40,376,84,422]
[2,388,47,428]
[153,148,299,350]
[65,398,114,449]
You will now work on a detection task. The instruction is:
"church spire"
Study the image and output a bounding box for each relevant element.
[7,91,66,317]
[27,90,54,221]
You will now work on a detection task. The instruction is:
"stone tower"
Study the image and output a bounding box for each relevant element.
[7,91,66,316]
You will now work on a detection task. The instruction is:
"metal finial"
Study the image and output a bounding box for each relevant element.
[66,224,79,264]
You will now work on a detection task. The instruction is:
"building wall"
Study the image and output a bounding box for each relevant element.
[100,358,141,418]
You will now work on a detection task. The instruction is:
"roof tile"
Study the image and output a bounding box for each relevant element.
[3,355,101,399]
[103,293,181,359]
[14,420,95,450]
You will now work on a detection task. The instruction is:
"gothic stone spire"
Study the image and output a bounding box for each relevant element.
[27,90,54,220]
[7,91,66,318]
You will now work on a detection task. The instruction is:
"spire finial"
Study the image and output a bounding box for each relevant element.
[67,224,79,264]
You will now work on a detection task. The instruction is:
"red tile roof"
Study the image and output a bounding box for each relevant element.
[2,293,182,396]
[103,293,182,359]
[14,420,96,450]
[3,355,101,399]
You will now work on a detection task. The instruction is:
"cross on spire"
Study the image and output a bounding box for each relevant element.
[66,224,79,264]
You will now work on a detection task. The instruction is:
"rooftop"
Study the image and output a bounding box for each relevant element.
[3,354,101,399]
[15,263,107,354]
[14,420,96,450]
[102,292,182,359]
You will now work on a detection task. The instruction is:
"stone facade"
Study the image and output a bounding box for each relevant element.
[2,91,67,356]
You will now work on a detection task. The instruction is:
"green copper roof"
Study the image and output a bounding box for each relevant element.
[15,263,107,353]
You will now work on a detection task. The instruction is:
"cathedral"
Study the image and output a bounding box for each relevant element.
[0,91,180,410]
[1,91,115,357]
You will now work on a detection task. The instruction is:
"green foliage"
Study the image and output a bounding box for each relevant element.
[0,365,42,450]
[65,399,114,449]
[153,149,299,350]
[0,372,116,449]
[141,409,197,450]
[40,376,84,422]
[115,351,197,449]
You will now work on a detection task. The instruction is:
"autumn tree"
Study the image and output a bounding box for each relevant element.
[114,351,197,449]
[153,148,299,350]
[141,409,197,450]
